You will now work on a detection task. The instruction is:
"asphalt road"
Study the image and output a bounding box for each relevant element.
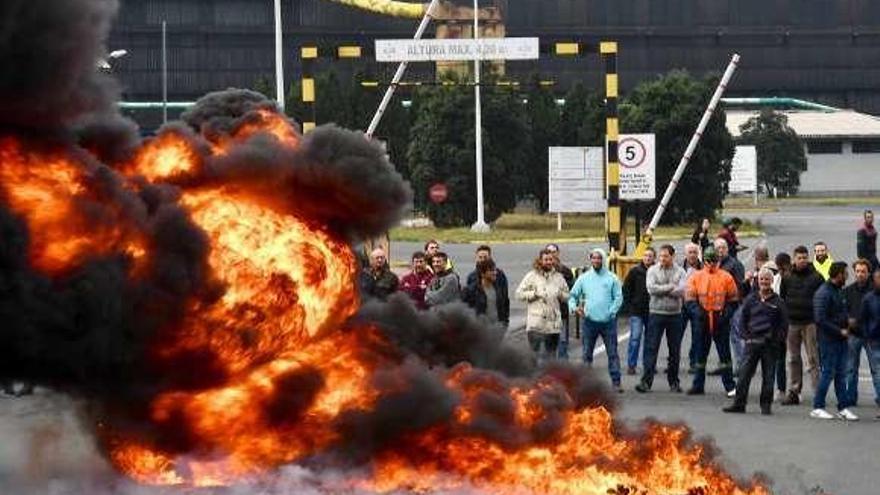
[2,205,878,494]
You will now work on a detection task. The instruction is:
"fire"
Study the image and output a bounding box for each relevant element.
[1,106,770,495]
[0,137,145,274]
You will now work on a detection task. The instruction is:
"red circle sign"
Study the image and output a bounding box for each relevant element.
[429,183,448,204]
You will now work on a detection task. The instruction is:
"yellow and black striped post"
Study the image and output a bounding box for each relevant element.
[601,41,623,254]
[300,45,318,133]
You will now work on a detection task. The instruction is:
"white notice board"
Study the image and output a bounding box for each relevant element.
[617,134,656,200]
[730,145,758,193]
[548,147,606,213]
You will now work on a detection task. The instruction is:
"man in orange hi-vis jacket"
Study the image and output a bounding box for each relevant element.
[686,247,740,396]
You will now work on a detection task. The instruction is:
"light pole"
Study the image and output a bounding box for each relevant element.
[274,0,285,112]
[470,0,490,233]
[97,49,128,70]
[162,20,168,123]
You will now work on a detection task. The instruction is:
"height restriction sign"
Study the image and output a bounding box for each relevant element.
[616,134,656,200]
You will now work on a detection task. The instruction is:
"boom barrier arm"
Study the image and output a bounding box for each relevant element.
[635,53,741,256]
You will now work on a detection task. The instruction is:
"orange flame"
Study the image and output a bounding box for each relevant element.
[2,108,770,495]
[0,137,145,274]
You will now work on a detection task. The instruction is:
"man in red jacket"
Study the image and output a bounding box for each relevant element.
[400,252,433,310]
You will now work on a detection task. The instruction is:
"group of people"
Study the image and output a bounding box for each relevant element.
[358,240,511,329]
[357,211,880,421]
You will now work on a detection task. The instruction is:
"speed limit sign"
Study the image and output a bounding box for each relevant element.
[615,134,656,200]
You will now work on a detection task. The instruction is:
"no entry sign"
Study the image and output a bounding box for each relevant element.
[429,183,448,204]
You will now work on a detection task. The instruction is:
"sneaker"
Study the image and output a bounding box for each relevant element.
[810,408,835,420]
[686,387,704,396]
[781,393,800,406]
[634,383,650,393]
[837,409,859,421]
[722,404,746,413]
[726,388,737,398]
[627,366,637,375]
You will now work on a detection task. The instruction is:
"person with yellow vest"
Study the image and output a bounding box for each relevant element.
[812,241,834,281]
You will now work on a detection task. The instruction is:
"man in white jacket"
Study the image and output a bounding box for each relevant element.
[516,248,570,362]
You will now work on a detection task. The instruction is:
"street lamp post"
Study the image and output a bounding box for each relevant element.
[470,0,490,233]
[274,0,285,112]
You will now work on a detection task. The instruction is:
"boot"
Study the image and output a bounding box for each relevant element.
[722,404,746,413]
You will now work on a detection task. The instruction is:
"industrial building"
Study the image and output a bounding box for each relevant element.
[727,106,880,195]
[110,0,880,116]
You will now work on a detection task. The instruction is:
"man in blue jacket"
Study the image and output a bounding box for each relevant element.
[569,248,623,392]
[723,268,788,415]
[811,262,859,421]
[857,269,880,419]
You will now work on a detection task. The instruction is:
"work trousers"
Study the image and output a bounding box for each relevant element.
[787,323,819,395]
[732,340,780,410]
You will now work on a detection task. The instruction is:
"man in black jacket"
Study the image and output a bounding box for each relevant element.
[622,247,655,374]
[857,210,878,271]
[811,262,859,420]
[844,258,872,407]
[779,245,825,405]
[463,259,510,329]
[724,268,788,415]
[358,248,399,301]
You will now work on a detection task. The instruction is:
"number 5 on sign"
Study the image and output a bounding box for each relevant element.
[612,134,656,200]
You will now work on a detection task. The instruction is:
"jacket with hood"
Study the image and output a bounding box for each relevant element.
[646,262,687,315]
[516,267,570,334]
[622,262,650,318]
[685,265,739,332]
[780,264,825,324]
[568,249,623,324]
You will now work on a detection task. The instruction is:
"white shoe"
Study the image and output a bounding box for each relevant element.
[726,389,736,398]
[810,408,835,420]
[837,409,859,421]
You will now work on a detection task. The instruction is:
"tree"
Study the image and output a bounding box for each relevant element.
[738,109,806,196]
[521,75,561,211]
[622,71,735,225]
[281,70,411,181]
[559,82,605,146]
[407,73,528,227]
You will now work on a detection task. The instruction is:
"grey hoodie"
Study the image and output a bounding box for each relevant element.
[646,263,686,315]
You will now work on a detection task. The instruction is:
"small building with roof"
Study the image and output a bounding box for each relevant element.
[726,101,880,195]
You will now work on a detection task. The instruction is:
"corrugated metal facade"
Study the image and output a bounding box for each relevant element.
[109,0,880,118]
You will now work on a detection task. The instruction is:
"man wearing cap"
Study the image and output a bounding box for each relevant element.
[569,248,624,392]
[685,247,739,395]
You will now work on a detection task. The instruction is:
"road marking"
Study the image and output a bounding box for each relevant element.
[592,331,631,357]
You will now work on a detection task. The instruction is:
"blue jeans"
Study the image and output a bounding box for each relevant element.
[582,318,622,386]
[730,304,745,372]
[682,302,700,369]
[814,338,850,411]
[626,316,647,369]
[864,339,880,406]
[640,313,684,388]
[691,310,736,392]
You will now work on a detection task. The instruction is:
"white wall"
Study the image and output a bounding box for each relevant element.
[800,141,880,194]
